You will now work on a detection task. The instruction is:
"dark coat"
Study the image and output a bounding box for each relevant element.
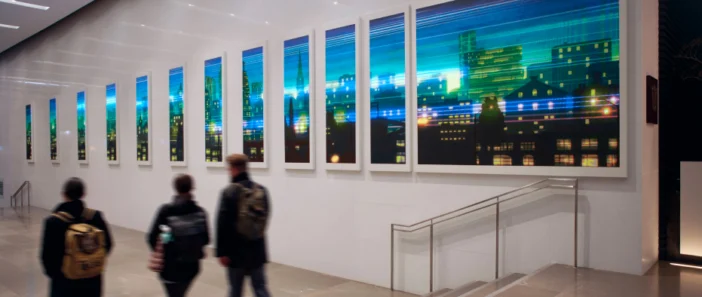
[40,200,113,297]
[216,172,270,269]
[146,195,210,282]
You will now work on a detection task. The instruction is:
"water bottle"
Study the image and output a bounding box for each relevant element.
[159,225,173,244]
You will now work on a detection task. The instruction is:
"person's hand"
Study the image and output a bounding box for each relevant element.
[219,256,230,267]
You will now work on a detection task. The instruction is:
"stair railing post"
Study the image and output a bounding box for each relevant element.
[429,219,434,293]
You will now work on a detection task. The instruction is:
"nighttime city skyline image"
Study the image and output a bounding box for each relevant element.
[416,0,621,168]
[106,83,118,162]
[136,75,149,162]
[326,24,357,164]
[370,13,407,165]
[284,35,312,164]
[205,57,224,163]
[243,47,265,163]
[25,105,32,160]
[49,98,57,161]
[77,92,87,161]
[169,67,185,163]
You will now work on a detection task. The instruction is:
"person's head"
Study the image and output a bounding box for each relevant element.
[226,154,249,177]
[173,174,194,195]
[62,177,85,201]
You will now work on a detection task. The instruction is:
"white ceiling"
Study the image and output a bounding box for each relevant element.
[0,0,93,53]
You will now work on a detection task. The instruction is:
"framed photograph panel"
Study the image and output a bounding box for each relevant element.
[169,65,187,166]
[204,53,227,167]
[411,0,627,177]
[242,42,268,168]
[25,104,34,163]
[320,19,362,171]
[77,91,89,164]
[364,6,411,172]
[283,31,315,170]
[49,98,59,164]
[106,83,120,165]
[136,73,152,166]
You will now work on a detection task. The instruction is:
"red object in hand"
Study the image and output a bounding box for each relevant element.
[148,239,164,272]
[219,256,230,267]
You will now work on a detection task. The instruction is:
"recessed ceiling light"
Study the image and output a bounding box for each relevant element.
[265,21,269,25]
[188,3,194,7]
[140,24,145,27]
[0,23,20,29]
[0,0,49,10]
[230,13,235,16]
[333,1,339,4]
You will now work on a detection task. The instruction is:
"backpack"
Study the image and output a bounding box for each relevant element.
[233,182,268,240]
[166,208,208,263]
[52,209,107,280]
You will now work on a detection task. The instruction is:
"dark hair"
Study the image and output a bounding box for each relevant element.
[173,174,193,194]
[63,177,85,200]
[226,154,249,172]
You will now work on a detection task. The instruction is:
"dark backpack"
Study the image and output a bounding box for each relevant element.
[166,208,207,263]
[233,183,268,240]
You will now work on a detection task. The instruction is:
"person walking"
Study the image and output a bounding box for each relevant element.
[216,154,271,297]
[147,174,210,297]
[40,177,113,297]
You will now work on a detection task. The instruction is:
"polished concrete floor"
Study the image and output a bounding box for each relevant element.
[1,207,702,297]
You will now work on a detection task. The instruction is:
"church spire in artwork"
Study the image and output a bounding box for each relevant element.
[296,49,305,93]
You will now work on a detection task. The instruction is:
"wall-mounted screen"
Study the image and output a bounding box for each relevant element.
[49,98,58,162]
[205,56,224,164]
[169,66,186,164]
[106,83,118,163]
[284,35,313,168]
[242,46,265,164]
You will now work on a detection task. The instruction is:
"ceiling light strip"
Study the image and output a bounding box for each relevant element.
[0,23,20,29]
[0,0,50,10]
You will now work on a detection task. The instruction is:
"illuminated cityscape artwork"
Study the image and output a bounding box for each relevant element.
[136,75,149,162]
[169,67,185,163]
[25,105,32,160]
[106,83,118,162]
[326,24,357,164]
[370,13,406,165]
[49,98,58,161]
[416,0,620,167]
[242,47,265,163]
[77,92,87,161]
[205,57,224,163]
[284,35,311,164]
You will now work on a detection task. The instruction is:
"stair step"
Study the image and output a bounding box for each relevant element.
[422,288,451,297]
[461,274,526,297]
[439,281,487,297]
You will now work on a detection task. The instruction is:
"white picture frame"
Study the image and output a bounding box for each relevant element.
[169,64,188,167]
[363,6,412,172]
[135,72,153,166]
[318,18,363,171]
[204,52,228,168]
[409,0,628,178]
[106,82,120,166]
[77,90,89,165]
[240,41,269,169]
[283,30,316,170]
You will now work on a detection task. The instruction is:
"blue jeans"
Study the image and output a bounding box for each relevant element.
[227,266,270,297]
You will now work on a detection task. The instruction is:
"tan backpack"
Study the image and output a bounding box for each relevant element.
[53,209,107,280]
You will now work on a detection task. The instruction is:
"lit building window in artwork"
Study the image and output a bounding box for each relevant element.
[609,80,612,85]
[518,104,524,111]
[557,139,572,151]
[559,48,563,53]
[568,47,572,52]
[396,155,406,164]
[523,155,535,166]
[605,42,609,47]
[568,59,572,64]
[476,144,481,152]
[532,102,539,110]
[582,138,598,150]
[397,140,405,148]
[532,89,538,96]
[560,83,565,88]
[518,92,523,98]
[547,89,553,96]
[582,154,599,167]
[607,154,618,167]
[591,89,596,96]
[493,155,512,166]
[604,48,609,54]
[595,43,599,49]
[548,101,554,109]
[603,72,607,78]
[521,142,535,151]
[559,54,564,59]
[568,70,573,75]
[577,46,581,51]
[555,154,574,166]
[609,138,619,150]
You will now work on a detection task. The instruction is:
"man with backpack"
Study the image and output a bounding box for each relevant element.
[216,154,271,297]
[41,177,113,297]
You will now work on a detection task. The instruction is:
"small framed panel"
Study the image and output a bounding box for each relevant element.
[49,98,59,164]
[106,83,120,165]
[136,73,152,166]
[169,65,187,166]
[77,91,89,164]
[242,42,268,168]
[204,53,227,167]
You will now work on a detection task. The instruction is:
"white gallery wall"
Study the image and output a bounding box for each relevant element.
[0,0,658,294]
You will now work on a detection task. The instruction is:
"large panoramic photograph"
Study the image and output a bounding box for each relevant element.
[284,35,312,165]
[325,24,358,165]
[169,66,185,163]
[242,47,265,163]
[369,12,407,166]
[415,0,621,168]
[205,56,224,164]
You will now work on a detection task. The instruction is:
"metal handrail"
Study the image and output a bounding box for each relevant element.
[10,181,30,209]
[390,177,578,292]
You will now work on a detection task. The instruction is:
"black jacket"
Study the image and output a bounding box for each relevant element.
[216,172,270,269]
[147,195,210,282]
[40,200,113,297]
